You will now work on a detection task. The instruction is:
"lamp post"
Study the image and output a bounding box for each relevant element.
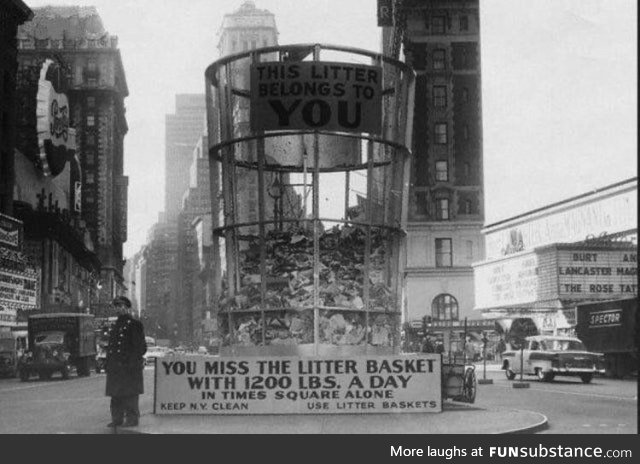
[267,174,283,230]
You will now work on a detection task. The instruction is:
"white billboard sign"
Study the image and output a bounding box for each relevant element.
[0,269,38,308]
[155,355,441,414]
[475,252,540,309]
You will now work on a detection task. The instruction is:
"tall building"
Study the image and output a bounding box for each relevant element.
[17,7,130,306]
[384,1,485,339]
[0,0,33,330]
[217,1,278,55]
[176,136,211,344]
[0,0,32,217]
[165,94,206,220]
[143,213,178,339]
[216,0,280,237]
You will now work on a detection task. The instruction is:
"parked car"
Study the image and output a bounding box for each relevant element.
[196,346,209,355]
[144,346,174,366]
[501,335,605,383]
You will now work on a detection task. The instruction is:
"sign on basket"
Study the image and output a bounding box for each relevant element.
[155,355,442,415]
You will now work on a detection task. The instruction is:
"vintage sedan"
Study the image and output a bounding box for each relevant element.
[502,335,604,383]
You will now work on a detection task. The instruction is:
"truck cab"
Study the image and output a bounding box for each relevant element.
[18,331,71,380]
[18,314,96,381]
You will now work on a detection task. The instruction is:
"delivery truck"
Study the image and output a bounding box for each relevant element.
[575,298,637,378]
[18,313,96,381]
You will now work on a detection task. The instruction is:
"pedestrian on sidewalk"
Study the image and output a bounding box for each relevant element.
[496,337,506,361]
[105,296,147,428]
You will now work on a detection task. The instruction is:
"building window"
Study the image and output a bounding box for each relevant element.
[432,294,458,320]
[87,78,97,86]
[464,162,471,179]
[435,160,448,182]
[462,87,469,102]
[434,123,447,144]
[465,240,474,261]
[87,59,97,72]
[85,152,95,165]
[250,40,257,49]
[433,85,447,108]
[242,41,249,51]
[431,16,446,34]
[459,15,468,31]
[86,134,95,145]
[464,199,473,214]
[86,115,95,126]
[433,49,446,70]
[435,238,452,267]
[87,96,95,108]
[86,173,95,184]
[436,198,450,220]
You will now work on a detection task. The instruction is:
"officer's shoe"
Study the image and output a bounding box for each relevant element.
[107,421,123,428]
[122,419,139,427]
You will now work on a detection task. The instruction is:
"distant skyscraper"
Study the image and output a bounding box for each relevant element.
[216,1,280,237]
[165,94,206,220]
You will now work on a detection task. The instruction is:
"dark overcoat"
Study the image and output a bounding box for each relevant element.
[105,314,147,397]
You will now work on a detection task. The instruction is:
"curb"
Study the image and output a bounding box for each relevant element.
[499,410,549,434]
[115,407,549,435]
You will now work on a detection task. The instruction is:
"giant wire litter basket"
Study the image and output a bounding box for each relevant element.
[205,44,415,357]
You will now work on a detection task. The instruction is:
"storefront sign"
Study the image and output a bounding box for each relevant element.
[0,214,22,251]
[558,250,637,298]
[587,309,623,329]
[0,269,38,308]
[155,355,441,415]
[250,61,382,135]
[0,305,17,326]
[377,0,393,26]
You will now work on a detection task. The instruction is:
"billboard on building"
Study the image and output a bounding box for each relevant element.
[484,183,637,259]
[35,59,76,177]
[0,214,23,251]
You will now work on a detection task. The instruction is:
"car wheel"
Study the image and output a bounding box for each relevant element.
[580,373,593,384]
[462,368,477,403]
[536,368,555,382]
[61,365,69,380]
[505,368,516,380]
[19,370,29,382]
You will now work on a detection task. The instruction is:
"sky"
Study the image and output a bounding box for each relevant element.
[23,0,638,259]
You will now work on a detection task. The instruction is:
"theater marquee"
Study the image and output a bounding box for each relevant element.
[155,355,442,415]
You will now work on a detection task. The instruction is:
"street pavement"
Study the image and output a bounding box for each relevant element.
[0,363,635,434]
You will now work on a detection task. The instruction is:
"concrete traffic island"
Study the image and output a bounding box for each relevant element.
[114,403,548,435]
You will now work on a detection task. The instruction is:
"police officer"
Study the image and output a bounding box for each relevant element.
[105,296,147,428]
